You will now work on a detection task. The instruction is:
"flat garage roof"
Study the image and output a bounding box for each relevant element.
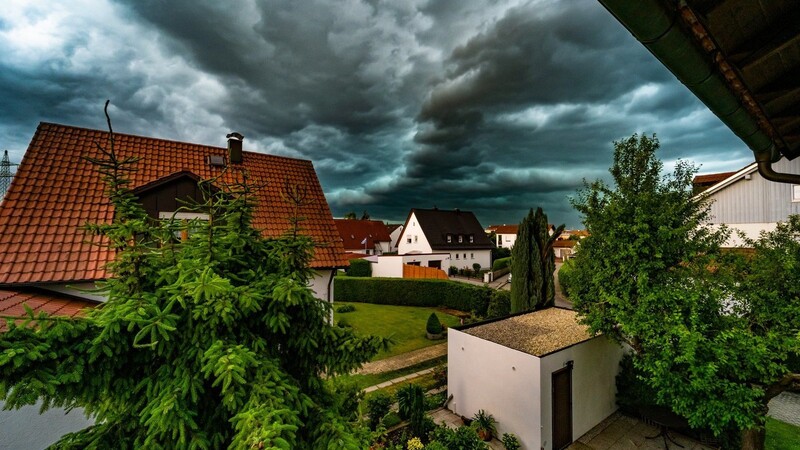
[462,307,594,357]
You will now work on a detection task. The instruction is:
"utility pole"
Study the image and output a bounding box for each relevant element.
[0,150,18,201]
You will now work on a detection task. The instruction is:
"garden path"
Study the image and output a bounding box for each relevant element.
[768,391,800,426]
[356,342,447,375]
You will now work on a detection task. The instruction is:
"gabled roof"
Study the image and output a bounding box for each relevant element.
[693,163,758,198]
[494,225,518,235]
[334,219,392,249]
[0,288,96,331]
[0,123,348,285]
[404,208,493,250]
[552,239,578,248]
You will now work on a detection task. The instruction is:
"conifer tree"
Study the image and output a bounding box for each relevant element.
[0,103,385,449]
[511,207,564,313]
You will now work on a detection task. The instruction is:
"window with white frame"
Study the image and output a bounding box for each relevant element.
[455,254,459,259]
[793,185,800,202]
[407,237,412,244]
[458,235,463,243]
[469,235,474,243]
[414,235,418,243]
[447,234,452,243]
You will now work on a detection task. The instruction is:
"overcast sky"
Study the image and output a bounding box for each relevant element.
[0,0,754,228]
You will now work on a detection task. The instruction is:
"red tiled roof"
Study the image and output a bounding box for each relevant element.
[553,239,578,248]
[334,219,392,250]
[494,225,518,235]
[693,171,736,187]
[344,252,370,260]
[0,289,96,331]
[0,123,348,285]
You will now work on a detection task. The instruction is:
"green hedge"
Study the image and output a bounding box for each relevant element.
[334,277,492,315]
[557,258,576,299]
[486,289,511,319]
[492,257,511,271]
[346,258,372,277]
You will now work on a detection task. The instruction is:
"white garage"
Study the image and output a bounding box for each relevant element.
[447,308,624,450]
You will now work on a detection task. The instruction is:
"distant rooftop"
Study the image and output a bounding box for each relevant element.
[463,308,593,357]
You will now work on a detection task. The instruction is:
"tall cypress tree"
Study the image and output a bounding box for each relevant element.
[511,207,564,313]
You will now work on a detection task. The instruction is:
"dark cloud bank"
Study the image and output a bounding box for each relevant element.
[0,0,752,228]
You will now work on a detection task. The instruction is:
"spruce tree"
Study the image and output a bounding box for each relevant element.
[0,104,385,449]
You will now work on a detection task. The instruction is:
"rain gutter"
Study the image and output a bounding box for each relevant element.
[598,0,800,184]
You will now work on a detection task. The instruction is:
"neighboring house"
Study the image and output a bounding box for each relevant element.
[559,229,588,240]
[552,239,578,260]
[387,223,403,252]
[448,308,624,450]
[397,208,493,270]
[493,224,518,249]
[334,219,393,255]
[0,123,348,303]
[694,158,800,247]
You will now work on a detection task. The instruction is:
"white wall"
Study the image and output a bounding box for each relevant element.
[397,213,433,255]
[389,225,404,252]
[497,233,517,249]
[403,253,451,269]
[448,329,542,450]
[308,269,335,302]
[709,222,778,247]
[0,401,94,450]
[538,337,623,450]
[371,256,405,278]
[448,249,491,270]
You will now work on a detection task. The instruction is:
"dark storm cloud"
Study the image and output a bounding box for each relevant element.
[0,0,752,228]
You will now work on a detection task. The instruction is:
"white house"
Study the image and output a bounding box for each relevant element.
[695,158,800,247]
[334,219,393,255]
[448,308,624,450]
[397,208,493,270]
[493,224,518,249]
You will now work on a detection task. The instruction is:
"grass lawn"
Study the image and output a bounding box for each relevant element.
[766,417,800,450]
[338,356,446,391]
[333,302,461,360]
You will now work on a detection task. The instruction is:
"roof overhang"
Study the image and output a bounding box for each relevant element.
[599,0,800,183]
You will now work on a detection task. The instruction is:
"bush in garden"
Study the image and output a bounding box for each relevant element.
[337,317,352,328]
[336,304,356,313]
[346,258,372,277]
[396,384,429,437]
[486,290,511,319]
[491,257,511,271]
[501,433,521,450]
[472,263,481,273]
[557,257,576,299]
[448,266,458,276]
[432,365,447,388]
[426,312,444,335]
[430,425,487,450]
[407,437,424,450]
[365,392,394,430]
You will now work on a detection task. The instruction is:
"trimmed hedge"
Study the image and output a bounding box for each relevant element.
[492,257,511,271]
[334,277,492,315]
[346,258,372,277]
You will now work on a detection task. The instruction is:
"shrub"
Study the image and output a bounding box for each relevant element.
[470,410,497,441]
[336,304,356,313]
[492,247,511,260]
[425,441,447,450]
[407,437,424,450]
[425,392,446,410]
[334,277,492,316]
[432,365,447,388]
[426,312,444,334]
[380,411,402,429]
[326,377,363,421]
[472,263,481,273]
[346,258,372,277]
[492,257,511,271]
[365,392,394,430]
[448,266,458,276]
[486,290,511,319]
[431,425,487,450]
[557,257,576,299]
[336,318,352,328]
[501,433,521,450]
[396,384,429,438]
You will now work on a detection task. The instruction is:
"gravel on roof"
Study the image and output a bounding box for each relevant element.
[463,308,594,357]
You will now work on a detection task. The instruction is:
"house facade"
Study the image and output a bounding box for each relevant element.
[397,208,493,270]
[493,224,518,249]
[334,219,393,255]
[448,308,624,450]
[695,158,800,246]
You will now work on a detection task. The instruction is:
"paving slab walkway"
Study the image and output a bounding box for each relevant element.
[356,342,447,375]
[768,391,800,426]
[570,412,715,450]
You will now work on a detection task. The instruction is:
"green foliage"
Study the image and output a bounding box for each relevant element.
[615,353,656,414]
[0,110,386,449]
[395,384,429,438]
[472,263,481,273]
[470,409,497,437]
[426,313,443,335]
[569,133,800,443]
[491,257,511,271]
[334,277,492,316]
[766,418,800,450]
[336,304,356,313]
[510,208,564,313]
[346,258,372,277]
[486,290,511,319]
[365,392,393,430]
[430,425,488,450]
[556,257,576,299]
[501,433,521,450]
[491,246,511,260]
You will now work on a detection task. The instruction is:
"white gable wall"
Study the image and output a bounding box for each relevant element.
[497,233,517,248]
[389,225,404,252]
[397,213,433,255]
[448,329,542,450]
[538,337,624,450]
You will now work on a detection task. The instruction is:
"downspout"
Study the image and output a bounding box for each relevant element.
[598,0,800,184]
[326,269,336,324]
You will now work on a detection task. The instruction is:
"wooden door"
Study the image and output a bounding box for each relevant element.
[552,364,573,450]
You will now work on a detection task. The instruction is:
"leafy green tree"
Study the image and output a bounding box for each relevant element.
[0,107,385,449]
[510,208,564,313]
[343,211,357,219]
[569,133,800,450]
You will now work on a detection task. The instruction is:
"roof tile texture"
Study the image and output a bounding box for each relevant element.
[0,289,95,331]
[0,123,348,285]
[334,219,392,249]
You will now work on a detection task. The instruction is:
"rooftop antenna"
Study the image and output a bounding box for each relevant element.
[0,150,18,201]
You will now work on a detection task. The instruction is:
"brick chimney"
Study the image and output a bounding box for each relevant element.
[226,132,244,164]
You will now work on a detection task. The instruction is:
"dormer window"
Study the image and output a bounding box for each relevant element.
[469,235,474,243]
[447,234,452,243]
[458,235,463,243]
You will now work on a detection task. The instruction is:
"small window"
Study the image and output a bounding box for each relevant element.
[407,237,412,244]
[455,254,460,259]
[447,235,452,243]
[471,253,474,259]
[414,235,418,243]
[463,253,467,259]
[469,235,474,243]
[458,235,463,243]
[793,185,800,202]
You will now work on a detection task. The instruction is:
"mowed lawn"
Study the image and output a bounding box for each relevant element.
[333,302,461,360]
